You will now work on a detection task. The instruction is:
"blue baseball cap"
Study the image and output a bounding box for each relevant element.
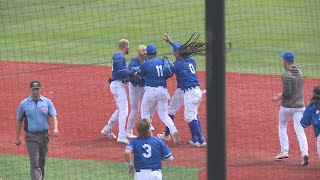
[280,52,295,62]
[146,44,157,55]
[170,42,182,52]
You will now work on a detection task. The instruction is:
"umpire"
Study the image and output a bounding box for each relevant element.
[15,80,59,180]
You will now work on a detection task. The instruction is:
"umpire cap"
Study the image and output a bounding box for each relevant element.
[30,80,41,89]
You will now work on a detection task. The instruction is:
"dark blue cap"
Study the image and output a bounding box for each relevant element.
[146,44,157,55]
[280,52,295,62]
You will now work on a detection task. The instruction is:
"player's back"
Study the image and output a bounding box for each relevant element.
[173,56,200,90]
[111,52,126,80]
[140,58,168,88]
[130,136,168,171]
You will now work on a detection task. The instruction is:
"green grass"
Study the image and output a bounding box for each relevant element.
[0,0,319,77]
[226,0,320,77]
[0,154,200,180]
[0,0,205,67]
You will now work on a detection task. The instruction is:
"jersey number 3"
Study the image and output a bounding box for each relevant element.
[142,144,152,158]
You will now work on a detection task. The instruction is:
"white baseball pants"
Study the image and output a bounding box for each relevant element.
[134,169,162,180]
[278,106,308,156]
[102,80,128,139]
[317,134,320,159]
[184,87,202,123]
[126,82,145,134]
[141,86,177,135]
[168,88,184,116]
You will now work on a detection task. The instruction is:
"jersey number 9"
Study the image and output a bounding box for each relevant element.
[142,144,152,158]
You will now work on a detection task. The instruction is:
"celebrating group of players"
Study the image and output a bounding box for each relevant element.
[100,33,206,147]
[99,33,206,179]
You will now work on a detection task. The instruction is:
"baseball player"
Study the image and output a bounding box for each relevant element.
[138,44,181,145]
[162,33,206,147]
[124,118,173,180]
[101,39,139,144]
[157,34,204,142]
[16,80,59,180]
[126,45,147,139]
[301,85,320,161]
[272,52,309,165]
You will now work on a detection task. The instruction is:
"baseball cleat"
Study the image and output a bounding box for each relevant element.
[301,155,309,166]
[276,151,289,159]
[117,137,130,144]
[187,140,198,147]
[157,133,170,141]
[172,132,181,146]
[101,130,117,139]
[126,133,137,139]
[195,141,207,147]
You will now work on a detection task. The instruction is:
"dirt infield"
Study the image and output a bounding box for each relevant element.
[0,61,319,179]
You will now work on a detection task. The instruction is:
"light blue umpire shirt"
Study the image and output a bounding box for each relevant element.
[17,95,57,132]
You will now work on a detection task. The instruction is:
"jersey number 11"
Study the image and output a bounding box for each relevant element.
[156,65,163,77]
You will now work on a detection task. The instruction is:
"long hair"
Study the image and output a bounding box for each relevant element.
[135,118,151,138]
[311,85,320,109]
[177,32,206,57]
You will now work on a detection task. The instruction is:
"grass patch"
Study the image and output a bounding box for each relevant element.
[0,154,200,180]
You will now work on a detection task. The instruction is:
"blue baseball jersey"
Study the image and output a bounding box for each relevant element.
[111,52,136,81]
[300,102,320,137]
[167,56,200,91]
[17,95,57,132]
[126,136,172,171]
[138,58,170,88]
[128,57,145,86]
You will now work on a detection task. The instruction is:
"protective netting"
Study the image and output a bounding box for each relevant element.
[0,0,205,180]
[226,0,320,179]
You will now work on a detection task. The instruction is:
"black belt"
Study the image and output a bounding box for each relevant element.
[131,83,145,87]
[146,86,167,89]
[26,130,48,135]
[182,86,197,92]
[112,79,128,84]
[108,78,128,84]
[135,169,160,172]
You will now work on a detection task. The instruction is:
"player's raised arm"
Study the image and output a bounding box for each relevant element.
[163,33,181,51]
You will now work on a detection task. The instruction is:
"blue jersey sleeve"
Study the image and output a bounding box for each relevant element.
[301,105,312,128]
[47,99,57,117]
[16,102,25,121]
[137,63,146,80]
[162,60,173,80]
[159,139,172,160]
[126,140,135,152]
[113,55,136,79]
[128,59,136,70]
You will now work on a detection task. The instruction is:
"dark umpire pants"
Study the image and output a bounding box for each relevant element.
[25,131,49,180]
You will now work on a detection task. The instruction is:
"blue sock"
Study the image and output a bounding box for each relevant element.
[197,115,203,135]
[165,114,174,136]
[190,120,204,144]
[188,121,198,143]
